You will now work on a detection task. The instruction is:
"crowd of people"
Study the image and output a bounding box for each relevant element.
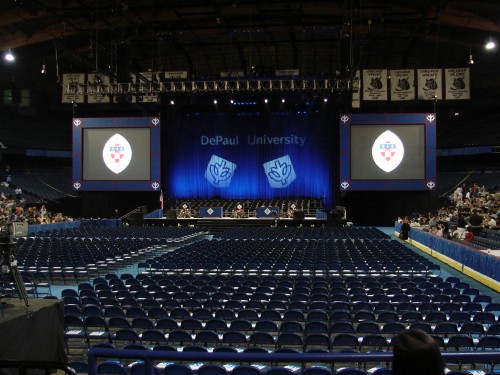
[0,193,73,225]
[398,182,499,243]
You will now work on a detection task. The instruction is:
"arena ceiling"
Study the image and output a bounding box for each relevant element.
[0,0,499,147]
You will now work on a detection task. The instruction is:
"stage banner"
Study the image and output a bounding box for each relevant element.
[87,73,111,104]
[164,111,332,202]
[390,69,415,101]
[417,68,442,100]
[200,207,223,218]
[444,68,470,100]
[362,69,388,101]
[62,73,85,104]
[256,206,280,218]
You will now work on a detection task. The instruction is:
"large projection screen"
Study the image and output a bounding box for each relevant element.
[72,117,161,191]
[339,113,436,191]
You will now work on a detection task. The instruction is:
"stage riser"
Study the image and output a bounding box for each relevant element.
[145,218,326,231]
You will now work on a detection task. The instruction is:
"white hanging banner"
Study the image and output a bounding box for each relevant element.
[87,73,111,104]
[390,69,415,101]
[62,73,85,103]
[362,69,388,101]
[136,72,162,103]
[444,68,470,100]
[352,70,361,108]
[417,69,442,100]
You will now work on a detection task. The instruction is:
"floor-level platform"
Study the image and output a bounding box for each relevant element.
[145,216,328,230]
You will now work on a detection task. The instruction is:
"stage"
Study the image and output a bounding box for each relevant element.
[145,216,328,231]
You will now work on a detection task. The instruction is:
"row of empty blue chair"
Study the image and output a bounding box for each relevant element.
[215,227,389,240]
[140,238,439,277]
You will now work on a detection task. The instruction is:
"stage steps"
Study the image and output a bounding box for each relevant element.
[197,219,276,233]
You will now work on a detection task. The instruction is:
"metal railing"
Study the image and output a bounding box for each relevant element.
[87,348,500,375]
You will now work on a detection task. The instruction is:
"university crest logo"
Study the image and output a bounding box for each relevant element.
[102,133,132,174]
[371,130,404,173]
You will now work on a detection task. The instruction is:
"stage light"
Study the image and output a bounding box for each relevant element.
[41,64,46,74]
[230,99,234,104]
[213,99,218,104]
[170,100,175,105]
[323,98,328,103]
[468,51,474,65]
[264,98,268,104]
[485,37,495,50]
[4,49,14,62]
[281,98,285,103]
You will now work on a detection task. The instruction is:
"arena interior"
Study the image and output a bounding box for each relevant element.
[0,1,498,375]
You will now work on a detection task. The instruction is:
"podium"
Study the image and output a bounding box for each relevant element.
[200,207,223,218]
[256,206,280,218]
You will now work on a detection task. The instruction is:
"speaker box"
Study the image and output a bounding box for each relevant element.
[327,211,343,227]
[293,211,305,220]
[165,209,177,219]
[128,212,144,225]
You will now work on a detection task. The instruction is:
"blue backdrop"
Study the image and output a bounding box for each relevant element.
[163,111,334,204]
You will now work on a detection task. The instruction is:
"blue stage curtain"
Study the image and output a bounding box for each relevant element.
[163,110,334,206]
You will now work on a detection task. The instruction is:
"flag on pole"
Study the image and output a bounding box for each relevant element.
[159,190,164,210]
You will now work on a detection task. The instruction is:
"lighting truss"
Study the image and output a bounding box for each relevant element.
[64,77,359,97]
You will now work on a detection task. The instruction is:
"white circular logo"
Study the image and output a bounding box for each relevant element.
[371,130,404,173]
[102,133,132,174]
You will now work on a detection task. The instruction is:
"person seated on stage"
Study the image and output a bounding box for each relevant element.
[287,204,297,218]
[178,205,192,218]
[233,204,245,218]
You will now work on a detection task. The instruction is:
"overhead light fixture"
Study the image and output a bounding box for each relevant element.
[213,99,218,104]
[485,37,495,50]
[468,51,474,65]
[170,100,175,105]
[281,98,285,103]
[323,98,328,103]
[41,64,46,74]
[264,98,268,104]
[4,49,14,62]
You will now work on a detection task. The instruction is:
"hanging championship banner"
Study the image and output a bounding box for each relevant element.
[352,70,361,108]
[62,73,85,103]
[362,69,388,101]
[417,69,442,100]
[444,68,470,100]
[87,73,111,104]
[135,71,162,103]
[390,69,415,101]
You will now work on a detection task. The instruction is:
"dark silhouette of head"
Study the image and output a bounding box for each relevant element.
[392,329,444,375]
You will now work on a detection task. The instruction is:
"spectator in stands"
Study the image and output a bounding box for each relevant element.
[392,328,445,375]
[40,205,47,219]
[452,186,463,202]
[484,214,497,229]
[451,213,467,239]
[3,174,11,186]
[468,209,484,235]
[399,216,410,240]
[464,227,474,243]
[14,186,23,202]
